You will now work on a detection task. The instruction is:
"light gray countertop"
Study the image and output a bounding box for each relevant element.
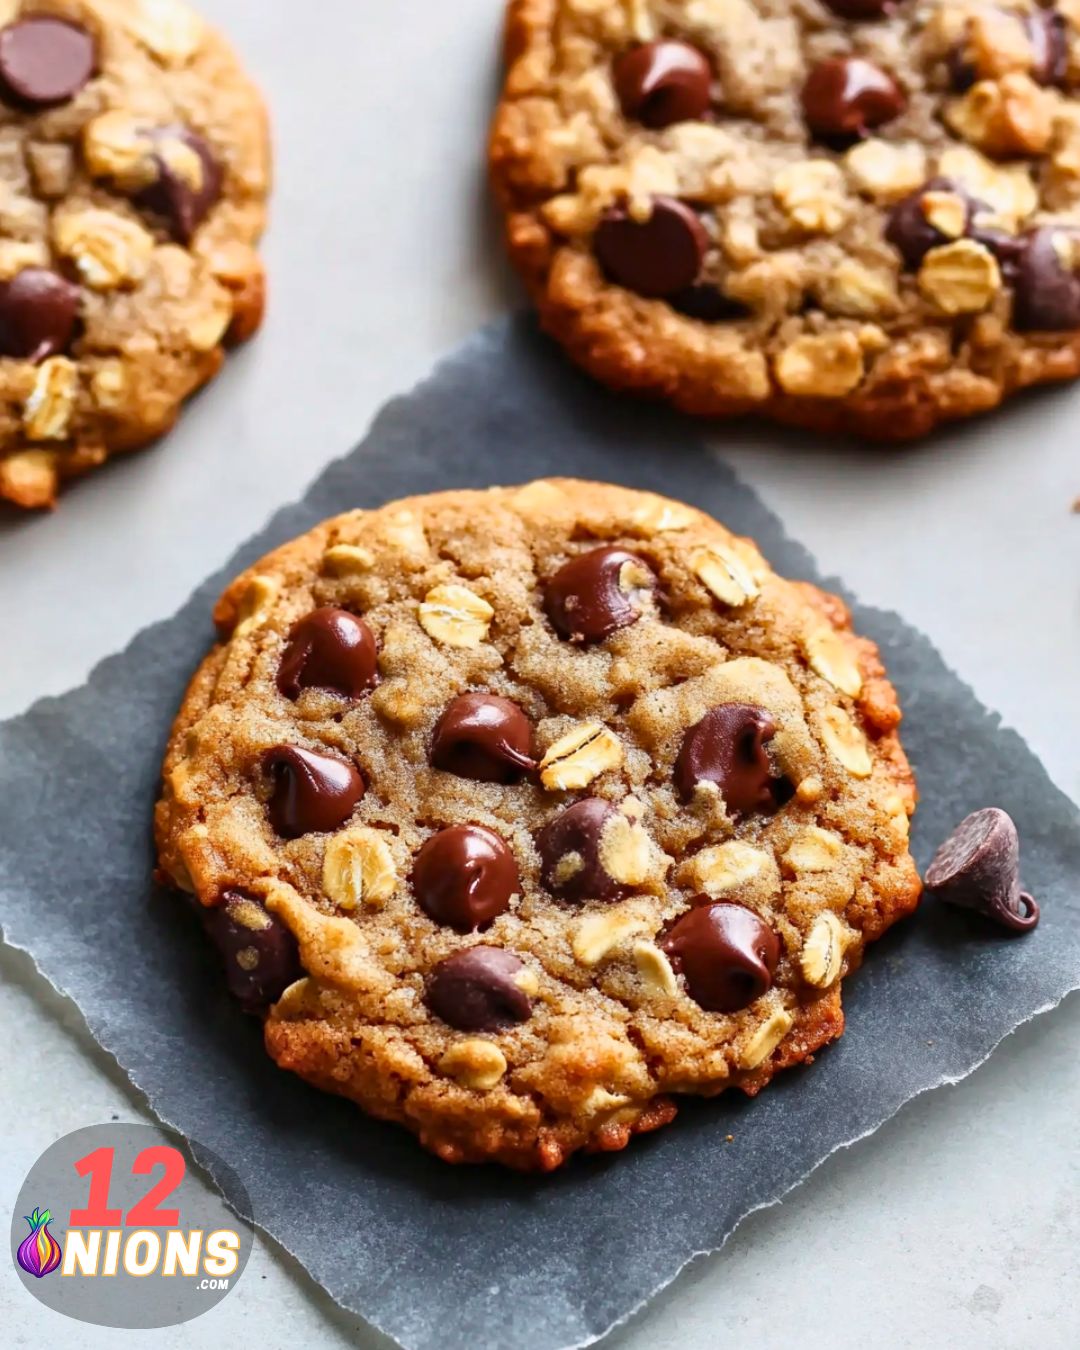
[2,3,1078,1346]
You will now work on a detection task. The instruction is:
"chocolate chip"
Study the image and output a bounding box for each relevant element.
[431,693,536,783]
[0,268,79,362]
[136,128,222,243]
[203,890,301,1010]
[612,40,712,129]
[1013,227,1080,331]
[661,902,780,1012]
[802,57,906,143]
[821,0,894,16]
[925,808,1039,932]
[0,17,96,108]
[537,798,625,904]
[1028,10,1068,88]
[669,282,750,322]
[277,607,378,701]
[675,703,780,812]
[594,197,708,298]
[545,546,657,643]
[412,825,519,931]
[262,745,365,838]
[885,177,975,268]
[426,946,532,1031]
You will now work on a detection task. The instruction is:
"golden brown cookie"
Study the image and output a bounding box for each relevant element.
[155,480,921,1170]
[0,0,269,508]
[490,0,1080,440]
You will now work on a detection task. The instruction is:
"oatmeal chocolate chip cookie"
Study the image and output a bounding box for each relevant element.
[490,0,1080,440]
[154,479,921,1170]
[0,0,269,508]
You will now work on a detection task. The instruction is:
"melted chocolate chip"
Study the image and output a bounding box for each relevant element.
[426,946,532,1031]
[545,546,656,643]
[0,268,79,362]
[661,902,780,1012]
[1028,10,1068,88]
[0,16,96,108]
[263,745,365,838]
[821,0,893,16]
[203,890,301,1010]
[801,57,905,143]
[925,808,1039,932]
[537,798,625,904]
[136,128,222,243]
[1013,226,1080,330]
[431,694,536,783]
[412,825,519,931]
[669,282,750,322]
[277,607,379,701]
[675,703,779,812]
[885,177,975,269]
[612,40,712,128]
[594,197,708,298]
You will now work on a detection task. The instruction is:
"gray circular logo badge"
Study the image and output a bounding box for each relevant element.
[11,1123,253,1329]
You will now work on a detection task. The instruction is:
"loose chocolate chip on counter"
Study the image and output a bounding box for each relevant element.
[885,177,975,268]
[277,607,379,701]
[0,16,96,108]
[612,40,712,128]
[594,197,708,298]
[431,693,536,783]
[925,808,1039,932]
[1012,227,1080,331]
[661,901,781,1012]
[426,946,533,1031]
[412,824,519,931]
[263,745,365,838]
[1028,10,1068,88]
[203,890,301,1010]
[821,0,894,16]
[545,546,657,643]
[136,128,222,244]
[802,57,906,142]
[675,703,780,812]
[538,798,625,904]
[0,268,79,362]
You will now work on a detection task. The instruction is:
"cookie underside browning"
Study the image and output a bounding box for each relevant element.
[155,480,920,1170]
[490,0,1080,440]
[0,0,270,508]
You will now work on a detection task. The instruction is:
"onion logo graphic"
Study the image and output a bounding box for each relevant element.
[16,1207,62,1279]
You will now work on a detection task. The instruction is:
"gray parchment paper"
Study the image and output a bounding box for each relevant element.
[2,317,1079,1350]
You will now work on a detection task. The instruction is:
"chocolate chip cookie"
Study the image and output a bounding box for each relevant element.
[0,0,269,509]
[490,0,1080,440]
[154,479,921,1170]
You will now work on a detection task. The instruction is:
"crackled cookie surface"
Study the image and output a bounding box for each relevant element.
[491,0,1080,439]
[155,480,920,1170]
[0,0,269,508]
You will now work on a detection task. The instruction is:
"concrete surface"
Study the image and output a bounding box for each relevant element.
[1,2,1078,1346]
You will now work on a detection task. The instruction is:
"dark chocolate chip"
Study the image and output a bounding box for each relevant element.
[1028,10,1068,88]
[669,282,750,322]
[885,177,975,268]
[545,546,656,643]
[1012,226,1080,331]
[203,890,301,1010]
[821,0,894,16]
[431,693,536,783]
[661,901,780,1012]
[426,946,532,1031]
[136,128,222,244]
[0,17,96,108]
[594,197,708,298]
[0,268,79,362]
[612,39,712,128]
[262,745,365,838]
[412,824,519,931]
[925,807,1039,932]
[277,607,378,701]
[537,798,627,904]
[802,57,906,143]
[674,703,779,812]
